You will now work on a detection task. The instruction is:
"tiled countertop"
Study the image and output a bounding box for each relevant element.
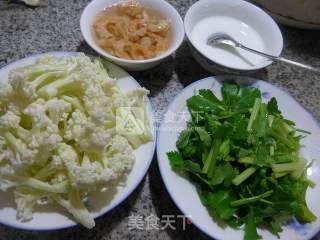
[0,0,320,239]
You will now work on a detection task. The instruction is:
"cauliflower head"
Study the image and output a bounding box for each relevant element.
[0,53,152,229]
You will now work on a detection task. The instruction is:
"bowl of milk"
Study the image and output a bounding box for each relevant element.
[184,0,283,74]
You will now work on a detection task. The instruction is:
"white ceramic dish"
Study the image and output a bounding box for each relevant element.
[0,52,156,231]
[184,0,283,74]
[80,0,184,71]
[157,76,320,240]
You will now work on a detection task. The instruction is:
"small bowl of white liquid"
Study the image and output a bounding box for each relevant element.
[184,0,283,74]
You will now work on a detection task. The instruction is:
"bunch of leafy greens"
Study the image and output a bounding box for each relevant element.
[167,83,316,240]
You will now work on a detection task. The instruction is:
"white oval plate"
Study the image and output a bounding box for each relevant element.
[0,52,156,231]
[157,77,320,240]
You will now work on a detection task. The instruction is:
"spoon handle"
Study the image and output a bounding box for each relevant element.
[238,44,320,73]
[275,57,320,73]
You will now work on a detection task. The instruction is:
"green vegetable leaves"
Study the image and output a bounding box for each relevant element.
[207,190,237,220]
[235,87,261,113]
[267,97,281,115]
[176,129,193,149]
[167,83,315,240]
[221,83,240,106]
[195,127,212,147]
[244,210,262,240]
[167,151,184,171]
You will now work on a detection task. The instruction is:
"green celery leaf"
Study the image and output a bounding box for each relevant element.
[267,97,281,115]
[228,216,244,228]
[198,89,225,109]
[252,103,268,137]
[215,123,233,138]
[187,95,223,115]
[195,127,212,147]
[268,220,283,237]
[184,160,202,173]
[196,186,208,205]
[256,144,270,166]
[221,83,240,107]
[231,114,249,140]
[219,139,230,159]
[210,162,238,186]
[206,115,221,134]
[176,129,192,149]
[181,142,197,158]
[234,87,261,113]
[168,152,212,187]
[207,190,237,220]
[167,151,184,171]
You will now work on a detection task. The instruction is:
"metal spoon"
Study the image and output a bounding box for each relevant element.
[207,32,320,73]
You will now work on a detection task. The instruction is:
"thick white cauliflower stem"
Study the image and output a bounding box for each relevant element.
[0,54,152,228]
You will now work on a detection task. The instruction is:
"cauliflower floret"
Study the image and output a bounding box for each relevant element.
[51,155,63,168]
[90,105,115,125]
[0,111,31,141]
[56,143,111,189]
[23,99,54,129]
[0,111,20,129]
[64,109,88,141]
[56,139,133,190]
[0,97,70,168]
[3,132,37,167]
[45,98,72,125]
[56,142,78,168]
[66,108,114,152]
[82,89,108,117]
[14,190,36,221]
[101,78,117,97]
[104,135,134,179]
[14,187,46,221]
[23,99,62,150]
[79,125,113,153]
[72,156,112,189]
[50,171,67,185]
[28,129,62,167]
[9,71,36,100]
[40,132,62,151]
[29,130,62,154]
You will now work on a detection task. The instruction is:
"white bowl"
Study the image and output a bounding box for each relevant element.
[184,0,283,74]
[80,0,184,71]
